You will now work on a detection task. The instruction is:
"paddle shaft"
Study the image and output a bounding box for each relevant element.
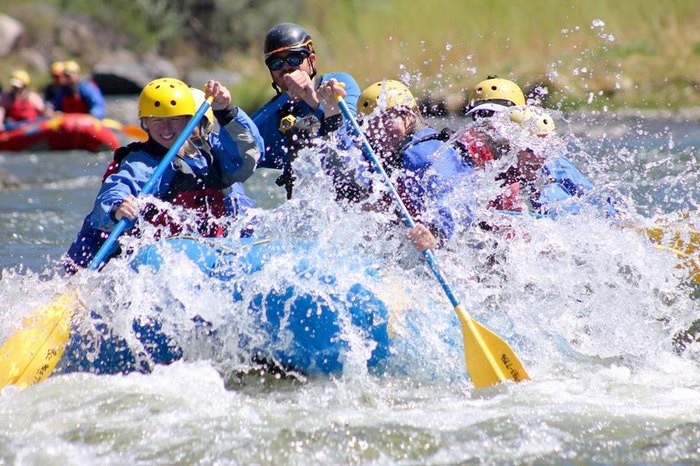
[336,98,460,307]
[88,98,213,270]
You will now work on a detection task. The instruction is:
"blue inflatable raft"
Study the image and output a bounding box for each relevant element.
[57,237,394,377]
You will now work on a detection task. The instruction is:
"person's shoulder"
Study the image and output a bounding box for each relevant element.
[251,93,285,121]
[117,142,157,165]
[322,71,358,86]
[79,79,104,93]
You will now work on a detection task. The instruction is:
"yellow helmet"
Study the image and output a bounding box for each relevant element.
[358,80,418,116]
[468,77,526,114]
[63,60,81,75]
[138,78,195,119]
[509,105,556,136]
[9,70,31,88]
[50,61,65,76]
[189,87,215,132]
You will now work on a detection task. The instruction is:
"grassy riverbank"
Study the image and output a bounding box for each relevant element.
[1,0,699,113]
[241,0,700,112]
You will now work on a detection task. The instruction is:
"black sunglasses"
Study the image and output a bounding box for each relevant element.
[266,52,308,71]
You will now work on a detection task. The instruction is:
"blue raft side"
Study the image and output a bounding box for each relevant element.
[59,237,391,376]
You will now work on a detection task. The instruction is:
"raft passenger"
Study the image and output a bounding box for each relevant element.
[53,60,107,119]
[457,76,615,217]
[44,61,66,110]
[64,78,263,272]
[317,78,474,252]
[0,70,47,130]
[252,22,361,199]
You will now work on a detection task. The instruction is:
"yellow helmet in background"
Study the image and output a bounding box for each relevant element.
[189,87,215,133]
[509,105,556,136]
[63,60,81,75]
[9,70,31,88]
[468,77,526,115]
[358,80,418,116]
[50,61,65,76]
[138,78,196,119]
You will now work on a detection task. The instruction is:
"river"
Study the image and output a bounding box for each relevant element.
[0,109,699,464]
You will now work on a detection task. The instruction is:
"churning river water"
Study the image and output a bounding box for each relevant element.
[1,108,700,465]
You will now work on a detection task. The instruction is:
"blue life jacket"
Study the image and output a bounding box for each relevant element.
[253,72,361,170]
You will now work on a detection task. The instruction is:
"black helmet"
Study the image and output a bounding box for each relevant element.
[264,23,314,57]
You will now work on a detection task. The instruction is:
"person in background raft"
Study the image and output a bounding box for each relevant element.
[53,60,107,119]
[317,78,474,252]
[251,22,361,199]
[44,61,66,111]
[63,78,264,273]
[0,69,47,130]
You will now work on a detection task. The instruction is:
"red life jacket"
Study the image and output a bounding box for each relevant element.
[456,129,526,213]
[59,92,90,114]
[455,128,495,168]
[6,96,41,121]
[146,188,229,238]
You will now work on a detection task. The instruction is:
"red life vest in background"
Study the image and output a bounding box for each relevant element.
[60,93,89,114]
[6,96,40,122]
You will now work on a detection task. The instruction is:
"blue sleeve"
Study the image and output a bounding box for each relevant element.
[543,155,593,197]
[403,142,472,242]
[79,81,107,119]
[425,156,474,240]
[210,107,264,183]
[224,182,256,218]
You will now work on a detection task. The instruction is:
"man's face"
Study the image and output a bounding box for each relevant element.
[267,52,315,91]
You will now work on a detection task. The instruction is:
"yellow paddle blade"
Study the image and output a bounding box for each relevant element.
[119,124,148,142]
[454,304,530,388]
[0,293,77,389]
[101,118,148,142]
[645,225,700,257]
[653,244,700,285]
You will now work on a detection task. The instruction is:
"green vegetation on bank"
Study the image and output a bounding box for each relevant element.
[1,0,699,112]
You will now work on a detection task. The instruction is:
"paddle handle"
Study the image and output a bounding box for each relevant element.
[336,97,461,309]
[88,97,213,271]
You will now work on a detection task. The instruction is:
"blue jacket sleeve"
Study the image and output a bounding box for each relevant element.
[539,155,619,218]
[252,71,361,170]
[209,107,263,184]
[543,155,593,197]
[78,81,107,119]
[252,93,288,170]
[402,134,474,242]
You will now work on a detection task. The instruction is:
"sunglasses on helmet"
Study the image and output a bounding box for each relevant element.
[266,52,308,71]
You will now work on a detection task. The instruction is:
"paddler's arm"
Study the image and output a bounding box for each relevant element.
[206,80,263,184]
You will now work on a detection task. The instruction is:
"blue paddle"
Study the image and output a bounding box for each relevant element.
[0,97,213,389]
[336,96,530,388]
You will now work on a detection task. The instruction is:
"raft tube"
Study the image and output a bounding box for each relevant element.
[57,237,393,376]
[0,114,120,152]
